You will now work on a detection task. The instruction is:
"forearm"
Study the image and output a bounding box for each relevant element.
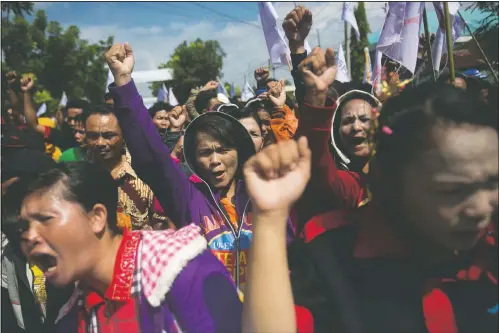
[185,89,200,119]
[22,92,44,134]
[243,211,296,333]
[7,89,20,113]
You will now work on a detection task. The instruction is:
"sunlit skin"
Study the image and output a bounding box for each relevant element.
[338,99,374,160]
[239,117,263,152]
[85,114,124,164]
[73,121,86,146]
[195,132,238,194]
[401,123,498,253]
[20,185,122,293]
[152,110,170,132]
[65,108,83,130]
[256,109,271,142]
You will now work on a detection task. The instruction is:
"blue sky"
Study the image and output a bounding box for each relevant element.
[31,2,487,97]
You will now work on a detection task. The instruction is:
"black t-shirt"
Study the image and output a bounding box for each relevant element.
[44,123,77,151]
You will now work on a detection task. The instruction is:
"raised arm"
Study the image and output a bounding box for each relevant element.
[243,138,311,333]
[105,43,195,227]
[19,76,45,135]
[262,80,298,141]
[283,6,312,108]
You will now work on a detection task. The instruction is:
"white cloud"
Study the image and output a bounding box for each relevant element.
[78,2,388,98]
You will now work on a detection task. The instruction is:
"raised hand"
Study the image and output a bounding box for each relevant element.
[168,105,187,129]
[244,137,311,216]
[298,47,337,106]
[260,80,286,108]
[6,71,18,87]
[104,42,135,87]
[20,76,35,93]
[254,67,270,83]
[201,81,218,92]
[282,6,312,49]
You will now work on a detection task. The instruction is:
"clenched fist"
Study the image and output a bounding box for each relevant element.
[201,81,218,92]
[254,67,270,83]
[244,137,311,216]
[105,42,135,87]
[298,47,336,106]
[20,76,34,93]
[282,6,312,49]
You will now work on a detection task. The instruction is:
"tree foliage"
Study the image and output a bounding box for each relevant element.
[1,6,113,112]
[349,2,371,82]
[469,2,499,35]
[150,39,226,103]
[1,2,33,19]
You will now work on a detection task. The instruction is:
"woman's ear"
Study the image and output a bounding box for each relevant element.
[88,203,108,235]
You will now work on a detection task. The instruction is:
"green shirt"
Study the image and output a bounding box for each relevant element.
[59,146,86,163]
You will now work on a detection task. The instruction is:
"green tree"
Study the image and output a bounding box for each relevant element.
[349,2,371,82]
[469,2,499,35]
[1,2,33,20]
[150,39,226,103]
[1,8,113,112]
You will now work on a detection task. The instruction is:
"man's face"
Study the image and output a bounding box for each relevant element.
[338,99,374,159]
[20,185,101,287]
[401,124,498,251]
[195,132,238,189]
[256,109,271,140]
[85,113,123,162]
[73,121,86,146]
[152,110,170,131]
[66,108,83,129]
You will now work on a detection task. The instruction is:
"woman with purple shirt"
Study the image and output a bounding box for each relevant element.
[19,162,242,332]
[105,42,295,292]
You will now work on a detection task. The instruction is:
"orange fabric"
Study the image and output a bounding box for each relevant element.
[220,197,238,228]
[270,105,298,142]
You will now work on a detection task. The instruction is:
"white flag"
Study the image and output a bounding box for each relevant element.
[363,47,373,84]
[373,50,383,95]
[259,2,291,65]
[342,2,360,40]
[168,87,179,106]
[336,44,351,83]
[37,103,47,117]
[431,2,465,71]
[241,76,255,102]
[59,91,68,107]
[157,84,168,102]
[376,2,424,74]
[105,69,114,93]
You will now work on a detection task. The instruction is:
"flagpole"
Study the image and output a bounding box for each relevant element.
[457,11,499,84]
[345,21,351,76]
[443,2,456,84]
[422,7,436,81]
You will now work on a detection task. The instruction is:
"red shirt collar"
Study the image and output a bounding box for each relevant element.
[83,230,141,310]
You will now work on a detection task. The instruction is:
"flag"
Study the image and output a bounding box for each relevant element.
[342,2,360,40]
[241,76,255,102]
[363,47,373,84]
[336,44,351,83]
[230,83,236,98]
[157,84,168,102]
[59,91,68,107]
[373,50,383,95]
[105,69,114,93]
[258,2,311,66]
[168,87,179,106]
[217,81,230,97]
[431,2,465,71]
[37,103,47,117]
[376,2,424,74]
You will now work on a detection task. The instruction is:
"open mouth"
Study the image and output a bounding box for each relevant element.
[351,137,367,146]
[212,170,225,180]
[30,253,58,275]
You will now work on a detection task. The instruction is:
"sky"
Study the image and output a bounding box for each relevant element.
[31,1,488,98]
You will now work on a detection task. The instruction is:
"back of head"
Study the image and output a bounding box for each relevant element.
[195,90,218,113]
[25,162,121,234]
[2,149,56,183]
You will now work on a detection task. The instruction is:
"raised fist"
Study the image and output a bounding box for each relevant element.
[6,71,18,87]
[104,42,135,87]
[282,6,312,45]
[298,47,336,105]
[244,137,311,215]
[254,67,270,83]
[168,105,187,129]
[259,79,286,108]
[201,81,218,92]
[20,76,34,93]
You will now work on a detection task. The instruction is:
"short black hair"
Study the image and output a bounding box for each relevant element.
[148,102,174,118]
[195,90,218,113]
[25,162,121,235]
[244,98,274,115]
[65,99,90,115]
[83,104,114,124]
[372,83,497,198]
[225,106,263,130]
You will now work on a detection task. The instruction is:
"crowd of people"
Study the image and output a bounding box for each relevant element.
[1,5,498,333]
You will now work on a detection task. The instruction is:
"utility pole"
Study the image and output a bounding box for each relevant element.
[345,21,351,76]
[317,29,321,48]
